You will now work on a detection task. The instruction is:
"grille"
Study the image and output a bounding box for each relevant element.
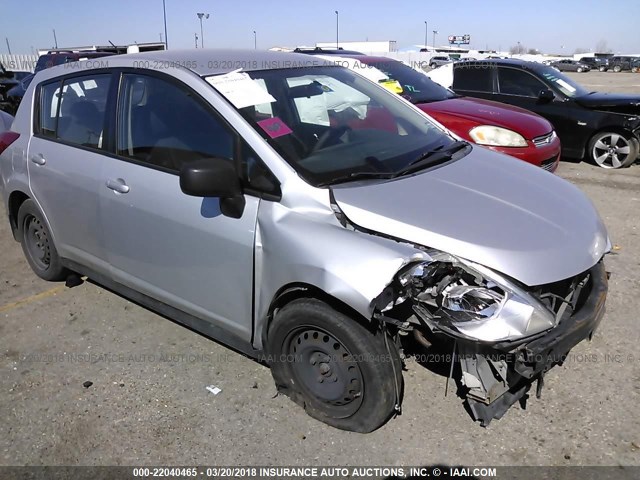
[541,156,557,171]
[533,132,556,147]
[533,268,592,324]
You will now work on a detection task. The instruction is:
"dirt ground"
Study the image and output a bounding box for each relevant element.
[0,71,639,468]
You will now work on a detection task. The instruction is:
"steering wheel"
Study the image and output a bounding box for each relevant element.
[311,125,352,154]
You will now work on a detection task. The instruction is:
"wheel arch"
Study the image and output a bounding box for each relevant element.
[260,282,378,350]
[7,190,31,241]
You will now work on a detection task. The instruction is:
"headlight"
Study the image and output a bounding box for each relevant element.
[394,250,555,342]
[469,126,528,147]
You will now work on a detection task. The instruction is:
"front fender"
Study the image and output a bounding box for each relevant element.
[252,201,425,350]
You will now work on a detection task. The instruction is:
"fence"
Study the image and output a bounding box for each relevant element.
[0,54,38,73]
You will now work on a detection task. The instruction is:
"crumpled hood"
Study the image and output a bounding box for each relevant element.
[332,147,609,286]
[419,97,553,140]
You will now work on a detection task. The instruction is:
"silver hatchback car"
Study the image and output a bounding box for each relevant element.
[0,50,609,432]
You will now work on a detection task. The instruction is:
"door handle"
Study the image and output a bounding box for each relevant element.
[106,178,130,194]
[30,154,46,166]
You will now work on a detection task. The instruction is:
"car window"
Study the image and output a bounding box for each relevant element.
[117,73,279,195]
[452,64,493,92]
[39,81,62,137]
[497,67,546,97]
[209,66,455,187]
[117,74,235,172]
[38,74,111,148]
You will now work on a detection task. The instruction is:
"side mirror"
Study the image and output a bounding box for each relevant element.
[180,158,245,219]
[538,89,555,103]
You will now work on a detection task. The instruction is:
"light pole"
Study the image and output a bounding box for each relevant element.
[433,30,438,49]
[424,21,428,48]
[335,11,339,49]
[162,0,169,49]
[253,30,257,49]
[197,13,210,49]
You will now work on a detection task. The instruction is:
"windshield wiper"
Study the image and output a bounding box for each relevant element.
[393,141,469,177]
[317,170,396,187]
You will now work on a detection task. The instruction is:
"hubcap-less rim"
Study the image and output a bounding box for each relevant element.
[24,216,51,270]
[286,327,364,417]
[593,133,632,169]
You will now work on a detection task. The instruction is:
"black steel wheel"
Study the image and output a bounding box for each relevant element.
[267,298,402,432]
[17,199,68,281]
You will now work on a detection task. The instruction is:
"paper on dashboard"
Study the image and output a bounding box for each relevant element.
[206,70,276,109]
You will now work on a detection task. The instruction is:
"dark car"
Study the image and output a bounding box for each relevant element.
[579,56,610,72]
[608,56,639,73]
[4,51,115,115]
[451,59,640,168]
[551,59,591,73]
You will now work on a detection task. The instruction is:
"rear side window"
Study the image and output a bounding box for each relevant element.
[453,65,493,92]
[497,68,546,97]
[38,74,112,149]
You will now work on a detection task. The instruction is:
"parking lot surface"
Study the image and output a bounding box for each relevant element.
[0,72,639,467]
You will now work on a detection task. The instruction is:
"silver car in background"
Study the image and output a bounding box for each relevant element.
[0,50,609,432]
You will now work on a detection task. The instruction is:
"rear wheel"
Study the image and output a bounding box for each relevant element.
[613,65,622,72]
[589,131,638,169]
[17,200,68,281]
[267,298,402,433]
[599,66,607,72]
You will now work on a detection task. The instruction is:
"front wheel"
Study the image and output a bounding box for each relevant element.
[599,66,607,72]
[17,199,68,281]
[589,131,638,169]
[613,65,622,72]
[267,299,403,433]
[577,67,583,73]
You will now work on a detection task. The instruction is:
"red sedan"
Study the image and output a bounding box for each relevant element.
[344,56,561,172]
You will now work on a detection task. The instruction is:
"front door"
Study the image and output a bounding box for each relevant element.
[99,72,259,341]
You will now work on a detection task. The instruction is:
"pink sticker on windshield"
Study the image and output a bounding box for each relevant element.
[257,117,293,139]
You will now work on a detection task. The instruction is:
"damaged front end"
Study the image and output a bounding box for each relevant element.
[372,250,608,426]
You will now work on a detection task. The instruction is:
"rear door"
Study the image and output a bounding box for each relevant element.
[27,72,115,271]
[99,72,262,341]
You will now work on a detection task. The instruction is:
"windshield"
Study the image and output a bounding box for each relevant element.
[362,59,455,103]
[205,66,459,187]
[537,65,589,98]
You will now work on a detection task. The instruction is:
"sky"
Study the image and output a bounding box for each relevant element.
[1,0,640,55]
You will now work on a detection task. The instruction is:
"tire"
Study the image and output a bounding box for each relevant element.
[599,66,607,72]
[429,63,436,69]
[577,67,583,73]
[17,199,68,281]
[267,298,403,433]
[588,131,639,169]
[629,137,640,165]
[613,65,622,73]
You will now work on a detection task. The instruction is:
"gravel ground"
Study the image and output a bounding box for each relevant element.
[0,71,639,468]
